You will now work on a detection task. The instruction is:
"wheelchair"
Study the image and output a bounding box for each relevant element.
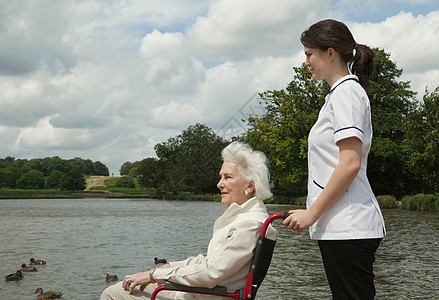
[151,212,290,300]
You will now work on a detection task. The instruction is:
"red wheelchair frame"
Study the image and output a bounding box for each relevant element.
[151,212,289,300]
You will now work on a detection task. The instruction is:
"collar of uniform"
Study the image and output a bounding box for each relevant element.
[329,75,359,94]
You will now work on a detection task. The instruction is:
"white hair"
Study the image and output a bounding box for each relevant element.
[221,141,272,200]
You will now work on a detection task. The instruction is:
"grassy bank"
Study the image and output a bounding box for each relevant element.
[0,188,112,199]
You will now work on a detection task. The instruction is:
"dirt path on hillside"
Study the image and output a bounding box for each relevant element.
[85,176,119,191]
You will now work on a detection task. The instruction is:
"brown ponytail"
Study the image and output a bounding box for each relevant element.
[301,19,374,89]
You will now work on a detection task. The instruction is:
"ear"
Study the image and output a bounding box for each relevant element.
[247,181,255,193]
[327,47,336,61]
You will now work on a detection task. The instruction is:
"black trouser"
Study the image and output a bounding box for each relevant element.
[318,238,382,300]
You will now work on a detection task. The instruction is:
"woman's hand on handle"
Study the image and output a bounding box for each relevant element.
[282,209,317,232]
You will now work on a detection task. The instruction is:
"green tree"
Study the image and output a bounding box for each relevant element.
[402,86,439,193]
[46,170,64,188]
[68,158,93,175]
[154,123,227,194]
[119,161,134,176]
[16,170,45,189]
[154,136,186,194]
[366,48,417,198]
[119,161,142,177]
[20,159,43,175]
[92,161,109,176]
[0,168,16,188]
[137,158,158,188]
[60,169,86,191]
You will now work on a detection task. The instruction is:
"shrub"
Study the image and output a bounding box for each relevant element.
[376,195,398,209]
[116,176,135,188]
[264,195,307,206]
[401,194,439,212]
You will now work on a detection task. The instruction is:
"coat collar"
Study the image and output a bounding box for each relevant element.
[213,197,268,232]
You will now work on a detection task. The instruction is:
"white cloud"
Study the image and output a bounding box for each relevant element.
[349,10,439,96]
[187,0,329,60]
[150,55,295,132]
[14,115,91,150]
[0,0,437,174]
[139,30,205,94]
[0,1,78,75]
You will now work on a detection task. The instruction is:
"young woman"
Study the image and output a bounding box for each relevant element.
[101,142,276,299]
[283,19,386,299]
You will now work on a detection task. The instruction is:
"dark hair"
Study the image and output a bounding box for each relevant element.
[300,19,374,89]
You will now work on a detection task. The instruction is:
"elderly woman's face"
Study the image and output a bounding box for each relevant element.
[217,161,251,207]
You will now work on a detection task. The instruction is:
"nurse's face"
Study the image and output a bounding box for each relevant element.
[217,161,251,207]
[304,46,330,82]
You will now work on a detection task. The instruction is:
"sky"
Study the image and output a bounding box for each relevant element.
[1,0,438,176]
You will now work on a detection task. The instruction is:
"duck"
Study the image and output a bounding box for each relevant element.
[5,270,23,281]
[33,288,63,299]
[106,274,118,282]
[29,258,47,265]
[21,263,38,272]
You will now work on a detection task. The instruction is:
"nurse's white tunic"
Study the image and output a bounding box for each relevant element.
[307,75,386,240]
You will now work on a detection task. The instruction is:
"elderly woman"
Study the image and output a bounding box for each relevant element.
[101,141,276,300]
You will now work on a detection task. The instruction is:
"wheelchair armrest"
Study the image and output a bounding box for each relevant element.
[163,281,228,295]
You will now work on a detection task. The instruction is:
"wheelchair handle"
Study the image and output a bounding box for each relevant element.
[260,212,290,237]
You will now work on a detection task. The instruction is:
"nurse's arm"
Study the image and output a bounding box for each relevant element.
[284,137,362,231]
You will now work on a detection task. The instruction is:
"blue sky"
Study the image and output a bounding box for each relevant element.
[332,0,439,22]
[0,0,438,175]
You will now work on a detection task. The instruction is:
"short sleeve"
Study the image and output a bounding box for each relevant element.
[330,84,368,144]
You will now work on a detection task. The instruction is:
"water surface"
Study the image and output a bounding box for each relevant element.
[1,199,438,299]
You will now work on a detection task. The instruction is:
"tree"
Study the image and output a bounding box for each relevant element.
[119,162,134,176]
[366,48,417,198]
[68,158,94,175]
[137,158,158,188]
[16,170,45,189]
[154,123,228,194]
[41,157,69,175]
[60,170,86,191]
[92,161,109,176]
[154,137,186,194]
[402,86,439,193]
[119,161,142,177]
[46,170,64,189]
[0,168,16,188]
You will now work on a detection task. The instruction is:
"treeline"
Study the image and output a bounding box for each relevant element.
[0,156,109,190]
[120,48,438,200]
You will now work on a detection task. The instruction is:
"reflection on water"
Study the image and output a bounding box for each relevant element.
[0,199,438,299]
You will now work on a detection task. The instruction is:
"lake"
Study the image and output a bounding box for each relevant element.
[1,198,438,299]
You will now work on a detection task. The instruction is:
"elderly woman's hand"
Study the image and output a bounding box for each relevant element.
[122,263,171,294]
[122,271,152,294]
[282,209,317,232]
